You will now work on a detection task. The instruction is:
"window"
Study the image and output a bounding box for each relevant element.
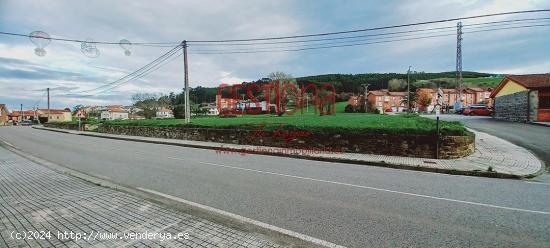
[540,96,550,108]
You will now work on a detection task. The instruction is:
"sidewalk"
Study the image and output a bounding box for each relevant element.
[0,145,310,247]
[34,126,544,178]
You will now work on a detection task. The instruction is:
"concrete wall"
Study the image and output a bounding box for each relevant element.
[494,91,529,122]
[91,125,475,159]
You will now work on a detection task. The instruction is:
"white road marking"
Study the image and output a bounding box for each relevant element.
[163,157,550,215]
[138,187,345,248]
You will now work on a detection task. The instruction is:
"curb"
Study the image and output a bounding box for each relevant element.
[528,122,550,128]
[0,139,342,248]
[33,126,535,179]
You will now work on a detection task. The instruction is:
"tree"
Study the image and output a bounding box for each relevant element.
[416,89,433,112]
[131,93,159,119]
[72,104,84,115]
[388,79,407,91]
[401,91,418,111]
[267,71,300,115]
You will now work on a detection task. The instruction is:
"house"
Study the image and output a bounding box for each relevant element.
[101,107,129,120]
[417,87,493,112]
[10,110,41,123]
[367,90,407,112]
[216,95,238,111]
[0,104,10,125]
[37,109,73,122]
[490,74,550,122]
[199,104,219,116]
[156,108,174,118]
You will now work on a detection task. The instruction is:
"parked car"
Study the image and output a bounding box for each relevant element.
[20,120,34,126]
[462,105,492,116]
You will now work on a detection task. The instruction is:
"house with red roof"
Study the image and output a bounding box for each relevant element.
[490,74,550,122]
[101,107,129,120]
[367,90,407,112]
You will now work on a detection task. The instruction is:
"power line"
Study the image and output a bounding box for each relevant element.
[0,10,548,46]
[189,20,550,52]
[188,23,550,54]
[186,9,550,43]
[93,48,183,94]
[189,17,550,47]
[0,31,179,46]
[63,45,182,96]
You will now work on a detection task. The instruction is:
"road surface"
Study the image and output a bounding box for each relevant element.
[427,115,550,181]
[1,127,549,247]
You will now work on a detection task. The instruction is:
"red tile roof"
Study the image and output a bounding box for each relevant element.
[37,109,71,114]
[490,74,550,98]
[506,74,550,88]
[10,110,37,117]
[106,107,127,113]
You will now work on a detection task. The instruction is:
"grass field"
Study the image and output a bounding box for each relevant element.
[414,77,503,88]
[103,108,467,136]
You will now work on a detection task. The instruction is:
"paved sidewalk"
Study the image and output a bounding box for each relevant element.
[0,146,290,247]
[34,126,544,178]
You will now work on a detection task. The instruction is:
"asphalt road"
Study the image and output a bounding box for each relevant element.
[426,115,550,179]
[1,127,549,247]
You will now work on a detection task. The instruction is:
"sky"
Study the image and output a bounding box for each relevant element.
[0,0,549,111]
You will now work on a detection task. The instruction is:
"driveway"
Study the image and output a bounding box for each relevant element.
[425,115,550,179]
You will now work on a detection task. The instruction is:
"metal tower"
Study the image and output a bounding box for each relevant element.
[455,21,464,106]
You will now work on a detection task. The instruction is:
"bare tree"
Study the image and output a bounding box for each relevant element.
[388,79,407,91]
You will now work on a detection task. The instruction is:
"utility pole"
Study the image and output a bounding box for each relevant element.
[361,83,370,112]
[182,41,190,124]
[455,21,464,108]
[47,87,50,123]
[20,104,23,123]
[407,66,411,112]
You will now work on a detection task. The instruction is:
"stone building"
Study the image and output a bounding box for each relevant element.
[490,74,550,122]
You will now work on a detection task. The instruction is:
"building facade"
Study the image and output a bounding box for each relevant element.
[0,104,10,125]
[490,74,550,122]
[156,108,174,118]
[367,90,407,112]
[101,107,129,120]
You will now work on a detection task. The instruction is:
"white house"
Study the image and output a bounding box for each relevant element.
[200,104,219,115]
[156,108,174,118]
[101,107,129,120]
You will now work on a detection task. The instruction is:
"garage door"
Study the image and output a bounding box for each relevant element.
[538,92,550,122]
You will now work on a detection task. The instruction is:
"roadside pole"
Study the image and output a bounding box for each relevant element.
[435,115,440,159]
[20,104,23,124]
[47,87,50,123]
[407,66,411,112]
[183,41,190,124]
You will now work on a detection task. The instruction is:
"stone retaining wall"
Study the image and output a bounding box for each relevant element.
[494,91,529,122]
[89,125,474,159]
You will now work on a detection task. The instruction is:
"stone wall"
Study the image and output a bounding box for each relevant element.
[43,123,98,131]
[95,125,474,159]
[494,91,529,122]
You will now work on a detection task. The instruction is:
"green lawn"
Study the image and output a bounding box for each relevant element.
[414,77,503,88]
[105,111,467,136]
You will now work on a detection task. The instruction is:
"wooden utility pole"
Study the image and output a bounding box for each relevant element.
[183,41,190,124]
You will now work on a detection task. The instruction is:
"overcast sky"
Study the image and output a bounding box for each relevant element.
[0,0,549,111]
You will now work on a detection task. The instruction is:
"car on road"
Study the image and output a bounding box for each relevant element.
[20,120,34,126]
[462,105,492,116]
